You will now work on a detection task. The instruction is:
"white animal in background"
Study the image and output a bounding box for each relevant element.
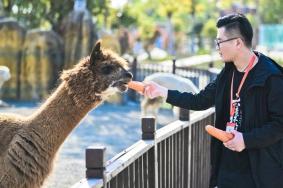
[0,66,11,107]
[141,72,199,118]
[0,66,11,88]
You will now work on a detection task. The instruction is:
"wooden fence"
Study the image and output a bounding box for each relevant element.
[72,108,215,188]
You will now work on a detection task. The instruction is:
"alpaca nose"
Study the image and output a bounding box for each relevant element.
[125,72,133,79]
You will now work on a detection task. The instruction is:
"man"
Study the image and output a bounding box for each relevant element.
[143,13,283,188]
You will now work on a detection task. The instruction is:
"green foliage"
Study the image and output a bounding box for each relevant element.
[121,1,157,40]
[2,0,74,30]
[122,0,211,43]
[0,0,220,35]
[246,14,257,27]
[156,0,191,18]
[274,58,283,67]
[202,19,217,38]
[2,0,283,42]
[1,0,110,30]
[260,0,283,24]
[216,0,234,10]
[88,0,109,15]
[196,48,210,55]
[139,18,156,41]
[191,60,224,69]
[173,17,188,32]
[110,6,137,29]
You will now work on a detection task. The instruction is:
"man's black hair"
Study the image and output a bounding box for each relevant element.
[217,13,253,48]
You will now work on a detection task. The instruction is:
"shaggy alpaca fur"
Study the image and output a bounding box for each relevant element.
[141,72,199,117]
[0,41,132,188]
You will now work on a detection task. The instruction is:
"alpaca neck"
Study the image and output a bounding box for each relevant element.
[28,82,101,153]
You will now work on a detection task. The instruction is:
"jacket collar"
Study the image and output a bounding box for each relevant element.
[247,51,283,88]
[222,51,283,88]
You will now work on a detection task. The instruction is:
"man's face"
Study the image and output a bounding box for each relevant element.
[216,27,240,62]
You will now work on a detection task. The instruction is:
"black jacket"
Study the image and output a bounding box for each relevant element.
[166,52,283,188]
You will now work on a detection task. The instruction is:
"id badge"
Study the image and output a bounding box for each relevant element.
[226,122,236,133]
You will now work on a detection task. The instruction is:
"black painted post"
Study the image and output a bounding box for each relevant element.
[141,116,158,188]
[172,58,176,74]
[129,56,138,101]
[85,146,106,179]
[179,108,190,121]
[209,61,214,68]
[142,116,156,140]
[132,56,137,81]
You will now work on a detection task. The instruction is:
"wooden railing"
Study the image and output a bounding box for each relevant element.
[72,108,215,188]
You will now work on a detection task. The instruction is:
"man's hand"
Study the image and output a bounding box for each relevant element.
[223,130,246,152]
[143,81,168,99]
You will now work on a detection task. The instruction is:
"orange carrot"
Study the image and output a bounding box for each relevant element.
[128,81,145,93]
[205,125,234,142]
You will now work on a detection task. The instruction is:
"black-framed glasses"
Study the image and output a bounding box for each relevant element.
[215,37,239,49]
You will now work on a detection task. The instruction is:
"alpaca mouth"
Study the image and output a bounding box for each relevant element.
[112,80,130,92]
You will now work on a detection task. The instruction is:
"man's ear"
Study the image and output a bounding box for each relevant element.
[236,38,243,49]
[90,40,102,64]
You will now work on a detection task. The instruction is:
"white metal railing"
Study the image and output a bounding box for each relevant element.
[72,108,215,188]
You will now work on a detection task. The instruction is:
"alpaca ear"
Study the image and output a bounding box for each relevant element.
[90,40,102,64]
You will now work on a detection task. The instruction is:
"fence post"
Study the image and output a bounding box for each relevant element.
[209,61,214,68]
[141,116,158,188]
[132,56,138,81]
[179,108,190,121]
[85,146,106,179]
[172,58,176,74]
[209,52,214,68]
[178,108,191,188]
[142,116,155,140]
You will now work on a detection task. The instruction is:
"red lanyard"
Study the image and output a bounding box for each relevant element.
[230,55,256,117]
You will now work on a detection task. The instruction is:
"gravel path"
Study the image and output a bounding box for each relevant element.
[0,101,176,188]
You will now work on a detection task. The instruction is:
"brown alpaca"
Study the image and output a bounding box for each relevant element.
[0,41,132,188]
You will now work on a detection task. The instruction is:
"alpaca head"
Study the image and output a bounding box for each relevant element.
[61,41,133,106]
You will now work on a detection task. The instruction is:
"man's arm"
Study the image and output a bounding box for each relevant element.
[165,80,217,110]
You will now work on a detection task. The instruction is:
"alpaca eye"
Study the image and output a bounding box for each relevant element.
[101,65,114,75]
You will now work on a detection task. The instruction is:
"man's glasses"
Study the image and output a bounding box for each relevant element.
[215,37,239,49]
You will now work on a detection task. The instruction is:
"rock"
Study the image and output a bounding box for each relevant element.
[61,10,97,69]
[20,29,64,100]
[0,18,26,99]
